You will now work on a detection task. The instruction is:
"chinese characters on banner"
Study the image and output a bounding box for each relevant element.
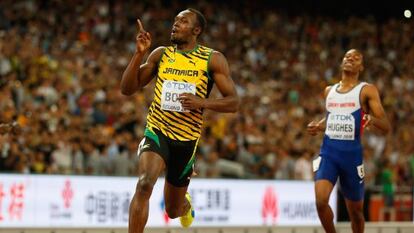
[0,182,26,222]
[0,174,338,227]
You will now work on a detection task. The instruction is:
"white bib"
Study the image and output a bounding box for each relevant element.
[325,113,355,140]
[161,80,196,112]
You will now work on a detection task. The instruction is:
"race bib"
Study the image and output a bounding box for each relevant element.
[357,164,365,179]
[325,113,355,140]
[161,80,196,112]
[312,156,322,172]
[137,138,146,157]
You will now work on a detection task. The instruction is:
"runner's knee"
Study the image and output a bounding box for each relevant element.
[136,176,156,198]
[315,196,330,210]
[348,206,364,220]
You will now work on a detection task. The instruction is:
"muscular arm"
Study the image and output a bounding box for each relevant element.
[203,51,240,112]
[120,47,164,96]
[362,84,390,135]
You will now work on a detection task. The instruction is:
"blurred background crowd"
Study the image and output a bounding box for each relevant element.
[0,0,413,218]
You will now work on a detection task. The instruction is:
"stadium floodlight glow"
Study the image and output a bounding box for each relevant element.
[404,9,412,19]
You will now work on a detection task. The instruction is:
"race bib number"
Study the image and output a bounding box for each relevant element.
[161,80,196,112]
[325,113,355,140]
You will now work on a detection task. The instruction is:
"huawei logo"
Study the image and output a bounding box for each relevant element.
[61,180,74,209]
[262,186,278,224]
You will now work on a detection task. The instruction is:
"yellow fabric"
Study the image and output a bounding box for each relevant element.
[146,45,213,141]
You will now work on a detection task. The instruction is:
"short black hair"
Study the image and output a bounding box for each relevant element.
[187,8,206,38]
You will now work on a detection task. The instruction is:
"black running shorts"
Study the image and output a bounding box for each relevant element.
[137,127,199,187]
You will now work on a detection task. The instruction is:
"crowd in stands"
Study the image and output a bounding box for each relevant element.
[0,0,413,193]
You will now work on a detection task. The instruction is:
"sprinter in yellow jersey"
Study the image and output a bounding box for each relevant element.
[121,8,239,233]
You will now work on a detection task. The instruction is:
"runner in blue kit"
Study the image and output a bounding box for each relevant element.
[307,49,390,233]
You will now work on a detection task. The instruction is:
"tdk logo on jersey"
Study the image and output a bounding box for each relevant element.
[329,114,353,121]
[168,81,196,92]
[163,68,199,77]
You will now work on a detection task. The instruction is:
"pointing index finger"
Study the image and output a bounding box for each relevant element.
[137,19,146,33]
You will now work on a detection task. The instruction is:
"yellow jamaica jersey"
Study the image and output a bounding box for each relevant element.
[146,45,214,141]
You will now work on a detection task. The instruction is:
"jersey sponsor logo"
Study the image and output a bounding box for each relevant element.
[162,68,199,77]
[327,102,356,108]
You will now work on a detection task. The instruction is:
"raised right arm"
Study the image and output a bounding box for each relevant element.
[120,46,164,96]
